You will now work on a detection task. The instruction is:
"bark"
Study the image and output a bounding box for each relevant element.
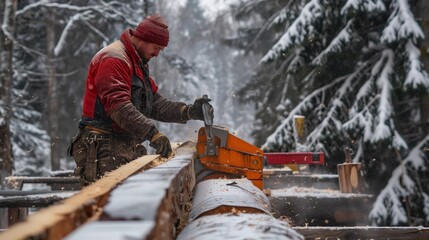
[46,10,59,171]
[0,0,17,183]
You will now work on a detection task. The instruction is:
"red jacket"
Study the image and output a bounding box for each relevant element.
[81,29,187,141]
[82,29,157,118]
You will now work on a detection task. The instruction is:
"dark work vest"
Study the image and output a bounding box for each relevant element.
[81,61,153,131]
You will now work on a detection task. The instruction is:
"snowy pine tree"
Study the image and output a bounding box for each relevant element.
[233,0,429,226]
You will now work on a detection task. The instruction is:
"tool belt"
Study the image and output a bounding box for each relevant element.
[68,126,113,183]
[82,127,111,181]
[84,125,112,134]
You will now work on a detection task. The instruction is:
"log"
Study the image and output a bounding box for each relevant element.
[178,178,304,240]
[337,163,363,193]
[188,178,271,221]
[66,141,196,240]
[178,213,304,240]
[0,154,158,240]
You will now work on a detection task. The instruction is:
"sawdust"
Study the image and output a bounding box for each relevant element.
[263,189,272,196]
[145,142,185,168]
[4,176,21,189]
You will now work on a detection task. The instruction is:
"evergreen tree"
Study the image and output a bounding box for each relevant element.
[233,0,429,225]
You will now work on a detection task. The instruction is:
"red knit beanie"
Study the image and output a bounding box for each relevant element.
[131,13,169,47]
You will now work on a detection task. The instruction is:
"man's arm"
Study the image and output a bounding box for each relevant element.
[95,58,157,142]
[150,92,190,123]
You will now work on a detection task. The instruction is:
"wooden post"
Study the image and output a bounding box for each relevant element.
[290,115,307,172]
[337,147,363,193]
[8,208,28,227]
[293,115,307,149]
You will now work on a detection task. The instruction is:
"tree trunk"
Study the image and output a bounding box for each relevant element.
[0,0,17,185]
[415,1,429,133]
[46,10,59,171]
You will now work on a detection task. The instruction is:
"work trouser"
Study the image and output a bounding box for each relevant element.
[67,127,147,186]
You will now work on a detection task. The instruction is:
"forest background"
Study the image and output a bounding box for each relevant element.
[1,0,429,227]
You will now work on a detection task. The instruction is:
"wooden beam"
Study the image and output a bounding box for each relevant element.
[269,188,373,226]
[0,155,158,240]
[294,226,429,239]
[263,172,339,189]
[66,141,197,240]
[0,192,76,208]
[4,176,80,184]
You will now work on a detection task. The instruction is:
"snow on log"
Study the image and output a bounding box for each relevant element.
[0,154,158,240]
[179,178,304,240]
[178,213,304,240]
[63,221,155,240]
[66,141,196,240]
[189,178,271,221]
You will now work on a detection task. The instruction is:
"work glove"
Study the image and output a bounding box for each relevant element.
[149,131,172,158]
[188,97,213,120]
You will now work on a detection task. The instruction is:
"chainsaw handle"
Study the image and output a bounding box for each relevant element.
[202,94,213,126]
[201,95,217,156]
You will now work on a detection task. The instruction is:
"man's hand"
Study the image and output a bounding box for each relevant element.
[188,97,213,120]
[149,131,172,158]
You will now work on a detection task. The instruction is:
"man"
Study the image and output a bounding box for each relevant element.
[68,13,211,186]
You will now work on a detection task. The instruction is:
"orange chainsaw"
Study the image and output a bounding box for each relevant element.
[195,95,324,190]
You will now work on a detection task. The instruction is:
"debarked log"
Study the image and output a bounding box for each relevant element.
[178,213,304,240]
[178,178,304,240]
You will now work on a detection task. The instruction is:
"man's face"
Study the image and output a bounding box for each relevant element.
[136,40,165,61]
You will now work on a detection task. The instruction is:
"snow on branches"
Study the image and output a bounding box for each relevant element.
[381,0,424,44]
[404,40,429,90]
[341,0,385,14]
[312,20,353,65]
[236,0,429,226]
[262,0,428,158]
[261,0,323,62]
[369,136,429,226]
[15,0,146,56]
